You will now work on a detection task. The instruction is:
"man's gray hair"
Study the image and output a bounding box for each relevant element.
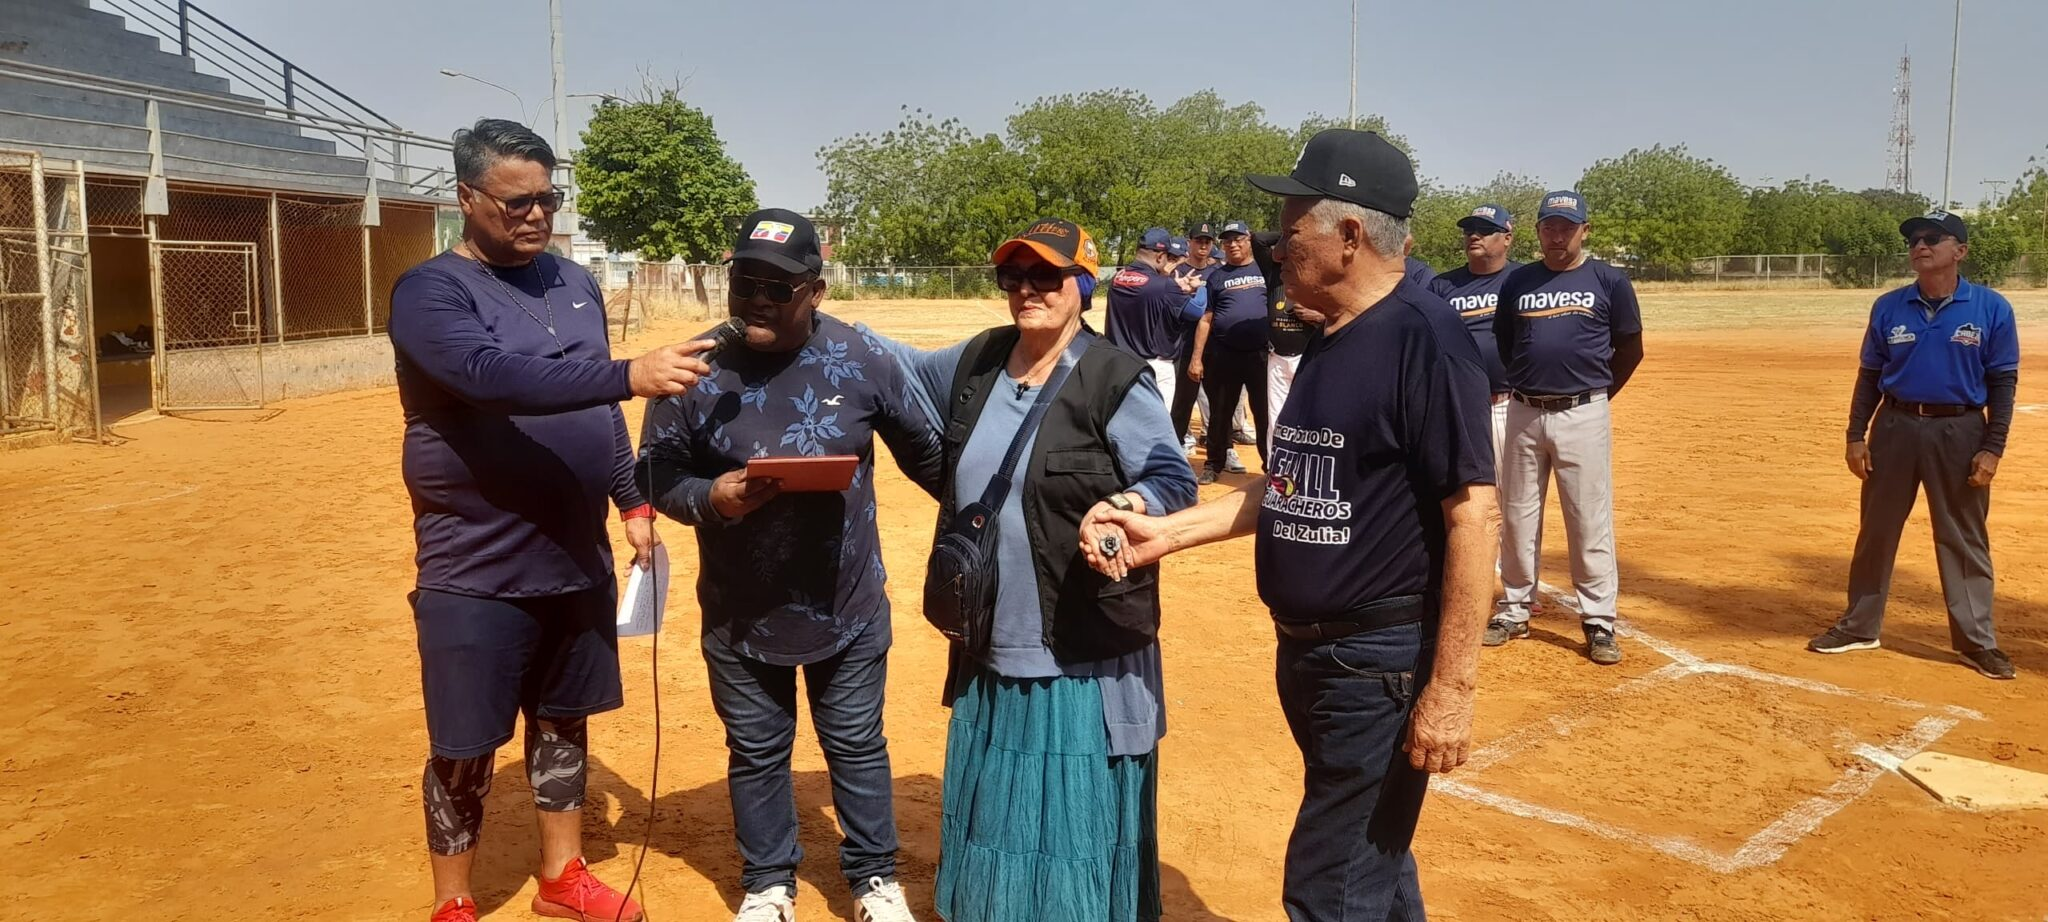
[452,118,556,185]
[1308,198,1408,261]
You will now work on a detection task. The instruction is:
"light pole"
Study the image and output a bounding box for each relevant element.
[439,69,527,124]
[1348,0,1358,129]
[1941,0,1961,209]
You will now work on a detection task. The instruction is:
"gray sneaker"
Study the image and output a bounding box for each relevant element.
[1585,625,1622,665]
[1483,617,1528,647]
[1224,448,1248,473]
[1807,627,1881,654]
[1960,648,2016,680]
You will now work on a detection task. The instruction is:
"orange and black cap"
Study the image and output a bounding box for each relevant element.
[991,218,1100,277]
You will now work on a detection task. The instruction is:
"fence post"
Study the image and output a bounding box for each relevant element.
[360,225,373,334]
[30,153,55,423]
[949,267,957,298]
[283,65,296,114]
[178,0,191,57]
[267,193,284,343]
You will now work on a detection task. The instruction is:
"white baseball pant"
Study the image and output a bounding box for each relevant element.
[1497,393,1617,630]
[1145,357,1177,419]
[1266,351,1301,455]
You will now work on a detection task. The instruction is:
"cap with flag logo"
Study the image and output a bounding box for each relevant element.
[1220,220,1252,238]
[992,217,1101,276]
[1457,203,1514,234]
[1900,210,1969,243]
[729,207,822,274]
[1139,227,1172,252]
[1247,128,1419,219]
[1536,191,1589,225]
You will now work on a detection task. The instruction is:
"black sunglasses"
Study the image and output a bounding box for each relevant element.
[995,263,1080,293]
[465,183,565,217]
[1907,233,1952,249]
[731,272,816,305]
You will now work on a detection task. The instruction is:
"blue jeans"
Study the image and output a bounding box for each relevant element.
[703,616,898,896]
[1275,620,1434,922]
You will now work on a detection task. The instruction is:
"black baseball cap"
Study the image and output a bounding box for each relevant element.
[1188,222,1219,240]
[730,208,822,274]
[1247,129,1419,219]
[1901,210,1969,243]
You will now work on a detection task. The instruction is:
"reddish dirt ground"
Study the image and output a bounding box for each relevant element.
[4,292,2046,921]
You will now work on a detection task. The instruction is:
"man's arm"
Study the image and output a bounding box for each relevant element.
[1607,333,1644,398]
[871,345,948,500]
[1190,313,1215,379]
[609,403,649,511]
[1082,476,1264,575]
[389,270,633,414]
[637,397,732,526]
[1405,484,1496,773]
[1492,273,1523,376]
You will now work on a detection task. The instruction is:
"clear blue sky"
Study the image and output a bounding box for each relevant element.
[190,0,2046,211]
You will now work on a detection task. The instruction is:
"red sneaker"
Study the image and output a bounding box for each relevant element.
[429,897,477,922]
[533,857,644,922]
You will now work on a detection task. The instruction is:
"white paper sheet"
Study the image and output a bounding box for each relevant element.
[615,543,670,637]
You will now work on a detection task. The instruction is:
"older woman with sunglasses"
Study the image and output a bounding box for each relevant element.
[864,219,1196,922]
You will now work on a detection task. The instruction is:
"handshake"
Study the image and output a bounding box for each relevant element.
[1077,499,1172,583]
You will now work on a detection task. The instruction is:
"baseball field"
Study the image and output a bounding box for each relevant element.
[4,288,2047,921]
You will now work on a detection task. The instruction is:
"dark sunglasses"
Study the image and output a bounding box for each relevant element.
[731,272,816,305]
[1462,227,1506,238]
[1907,233,1952,249]
[995,263,1080,293]
[465,184,565,217]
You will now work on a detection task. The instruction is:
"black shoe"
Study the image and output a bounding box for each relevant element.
[1807,627,1881,655]
[1197,468,1218,486]
[1585,625,1622,665]
[1960,648,2017,680]
[1232,429,1257,446]
[1483,618,1528,647]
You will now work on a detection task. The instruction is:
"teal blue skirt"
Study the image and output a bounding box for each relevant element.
[934,670,1161,922]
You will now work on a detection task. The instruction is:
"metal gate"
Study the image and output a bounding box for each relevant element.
[150,241,265,410]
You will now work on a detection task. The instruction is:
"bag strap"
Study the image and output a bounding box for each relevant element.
[973,332,1088,512]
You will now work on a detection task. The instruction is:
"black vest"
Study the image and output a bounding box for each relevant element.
[930,326,1162,663]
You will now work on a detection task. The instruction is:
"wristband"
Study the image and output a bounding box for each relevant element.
[620,503,655,521]
[1103,493,1136,513]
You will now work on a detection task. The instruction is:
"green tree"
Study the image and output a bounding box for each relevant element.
[1577,144,1747,275]
[577,87,757,304]
[1963,215,2022,285]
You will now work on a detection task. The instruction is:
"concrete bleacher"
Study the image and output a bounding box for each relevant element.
[0,0,391,194]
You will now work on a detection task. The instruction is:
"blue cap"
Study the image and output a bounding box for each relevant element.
[1210,245,1224,260]
[1139,227,1172,251]
[1166,236,1190,258]
[1458,203,1514,233]
[1536,191,1588,224]
[1220,220,1252,237]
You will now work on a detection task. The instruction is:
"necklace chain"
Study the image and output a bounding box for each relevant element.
[461,243,565,358]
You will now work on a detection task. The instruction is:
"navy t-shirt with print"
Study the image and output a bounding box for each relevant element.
[1494,258,1642,395]
[1104,262,1190,360]
[1205,261,1270,352]
[1859,278,2020,405]
[1256,279,1495,625]
[1429,261,1525,393]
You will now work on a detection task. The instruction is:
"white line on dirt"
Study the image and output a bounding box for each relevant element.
[1723,715,1959,870]
[73,482,201,513]
[1434,778,1745,873]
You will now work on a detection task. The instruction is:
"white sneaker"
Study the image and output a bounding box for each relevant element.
[854,877,917,922]
[734,885,796,922]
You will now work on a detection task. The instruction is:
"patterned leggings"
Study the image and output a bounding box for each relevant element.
[422,716,588,855]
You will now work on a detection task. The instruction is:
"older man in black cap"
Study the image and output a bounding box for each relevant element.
[1087,129,1497,922]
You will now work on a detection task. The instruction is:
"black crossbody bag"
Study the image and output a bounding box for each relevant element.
[923,336,1085,658]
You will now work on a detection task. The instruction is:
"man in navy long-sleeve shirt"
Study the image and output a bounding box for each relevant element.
[637,209,941,921]
[386,119,710,922]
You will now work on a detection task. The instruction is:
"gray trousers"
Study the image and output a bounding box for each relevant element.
[1499,395,1617,629]
[1837,408,1998,652]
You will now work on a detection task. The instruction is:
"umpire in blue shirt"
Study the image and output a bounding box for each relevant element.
[1810,211,2020,680]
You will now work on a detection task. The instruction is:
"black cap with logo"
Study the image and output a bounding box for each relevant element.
[730,208,823,275]
[1247,129,1419,219]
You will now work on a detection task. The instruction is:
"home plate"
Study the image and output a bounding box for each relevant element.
[1898,752,2048,810]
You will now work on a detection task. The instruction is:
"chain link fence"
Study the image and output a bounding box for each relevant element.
[370,203,438,333]
[158,187,278,339]
[276,196,365,340]
[0,149,99,438]
[1683,253,2048,288]
[152,241,263,410]
[826,265,1002,300]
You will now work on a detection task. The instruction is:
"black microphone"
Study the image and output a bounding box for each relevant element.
[700,317,747,361]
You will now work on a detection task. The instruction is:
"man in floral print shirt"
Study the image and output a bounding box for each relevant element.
[638,209,942,922]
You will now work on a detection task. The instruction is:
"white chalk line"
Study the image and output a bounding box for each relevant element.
[1443,582,1979,872]
[26,481,201,514]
